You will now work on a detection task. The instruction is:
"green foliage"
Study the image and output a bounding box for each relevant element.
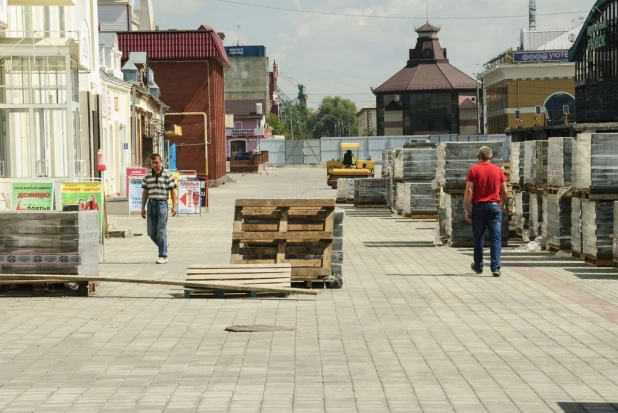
[308,96,359,139]
[266,113,288,136]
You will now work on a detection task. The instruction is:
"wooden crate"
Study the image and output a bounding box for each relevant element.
[185,264,292,298]
[231,199,335,281]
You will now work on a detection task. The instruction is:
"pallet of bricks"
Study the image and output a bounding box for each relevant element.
[336,178,355,204]
[570,133,617,267]
[382,149,396,210]
[521,140,549,242]
[511,141,532,241]
[541,137,573,253]
[0,211,99,296]
[436,141,509,247]
[392,142,439,219]
[230,199,344,287]
[354,178,388,208]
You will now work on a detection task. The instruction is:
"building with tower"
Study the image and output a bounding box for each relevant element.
[373,24,478,136]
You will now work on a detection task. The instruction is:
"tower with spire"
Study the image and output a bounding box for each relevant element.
[529,0,537,30]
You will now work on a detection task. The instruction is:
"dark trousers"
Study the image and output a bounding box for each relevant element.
[472,202,502,272]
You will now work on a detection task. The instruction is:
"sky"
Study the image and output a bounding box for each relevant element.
[151,0,593,110]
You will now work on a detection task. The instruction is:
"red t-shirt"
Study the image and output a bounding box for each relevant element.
[466,163,506,204]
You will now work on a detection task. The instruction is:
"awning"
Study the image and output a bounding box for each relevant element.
[8,0,74,5]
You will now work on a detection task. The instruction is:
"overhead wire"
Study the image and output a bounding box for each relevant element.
[218,0,588,21]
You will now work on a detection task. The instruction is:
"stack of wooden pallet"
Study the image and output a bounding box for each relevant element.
[231,199,335,283]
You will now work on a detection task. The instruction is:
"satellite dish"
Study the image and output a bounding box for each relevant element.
[568,33,575,43]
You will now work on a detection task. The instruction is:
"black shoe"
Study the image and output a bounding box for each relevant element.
[492,270,501,277]
[470,263,482,274]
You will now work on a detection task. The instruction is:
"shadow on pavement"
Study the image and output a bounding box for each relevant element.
[558,402,618,413]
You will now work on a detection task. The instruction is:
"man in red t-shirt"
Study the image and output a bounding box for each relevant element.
[464,146,508,277]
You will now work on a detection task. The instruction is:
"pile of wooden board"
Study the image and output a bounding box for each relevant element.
[231,199,335,282]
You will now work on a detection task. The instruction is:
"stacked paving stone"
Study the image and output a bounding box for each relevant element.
[547,137,573,187]
[393,143,437,216]
[390,149,403,209]
[354,179,387,207]
[0,211,100,276]
[572,133,618,263]
[572,198,582,255]
[382,149,394,178]
[581,200,614,263]
[512,142,532,239]
[436,141,503,189]
[331,208,344,284]
[403,183,437,216]
[543,137,573,251]
[336,178,355,203]
[522,140,548,238]
[510,141,520,187]
[545,194,572,250]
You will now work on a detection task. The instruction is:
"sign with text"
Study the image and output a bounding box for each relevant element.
[178,180,201,215]
[126,167,147,197]
[224,46,265,57]
[129,175,145,212]
[60,182,104,236]
[11,182,54,211]
[512,51,569,63]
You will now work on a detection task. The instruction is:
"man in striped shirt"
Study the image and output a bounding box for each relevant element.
[141,154,177,264]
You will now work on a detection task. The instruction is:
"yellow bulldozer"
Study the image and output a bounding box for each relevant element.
[326,143,376,189]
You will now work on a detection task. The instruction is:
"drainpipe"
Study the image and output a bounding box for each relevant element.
[131,85,137,165]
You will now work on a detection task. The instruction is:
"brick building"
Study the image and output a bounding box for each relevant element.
[117,26,231,186]
[373,24,478,136]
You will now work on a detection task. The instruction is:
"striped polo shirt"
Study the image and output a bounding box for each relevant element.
[142,169,177,201]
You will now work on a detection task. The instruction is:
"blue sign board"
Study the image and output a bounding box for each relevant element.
[512,51,569,63]
[224,46,265,57]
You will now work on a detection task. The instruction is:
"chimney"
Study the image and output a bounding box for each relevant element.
[529,0,537,30]
[218,32,226,41]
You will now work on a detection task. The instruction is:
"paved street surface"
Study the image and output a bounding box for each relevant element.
[1,166,618,413]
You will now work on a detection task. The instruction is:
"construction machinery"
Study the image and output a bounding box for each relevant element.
[326,143,375,189]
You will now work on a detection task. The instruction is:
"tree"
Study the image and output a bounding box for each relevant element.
[281,102,314,140]
[308,96,359,139]
[266,113,288,136]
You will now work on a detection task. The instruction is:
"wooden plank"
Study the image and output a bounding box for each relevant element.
[276,241,286,265]
[291,267,331,277]
[241,209,332,219]
[279,208,289,233]
[187,279,290,285]
[241,223,328,232]
[236,199,335,208]
[232,231,333,241]
[0,274,318,296]
[187,266,291,273]
[186,272,290,279]
[233,207,243,233]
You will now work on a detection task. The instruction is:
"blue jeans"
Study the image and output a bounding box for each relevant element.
[147,200,168,258]
[472,202,502,272]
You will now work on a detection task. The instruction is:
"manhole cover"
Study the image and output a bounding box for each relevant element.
[225,325,295,333]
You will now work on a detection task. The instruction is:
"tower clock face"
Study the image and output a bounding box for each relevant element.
[423,49,434,58]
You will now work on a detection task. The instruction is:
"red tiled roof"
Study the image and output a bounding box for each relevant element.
[374,63,476,93]
[117,30,231,67]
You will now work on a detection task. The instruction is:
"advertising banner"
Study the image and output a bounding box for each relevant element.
[60,182,104,234]
[178,180,201,215]
[168,171,179,206]
[11,182,54,211]
[126,167,147,197]
[0,182,11,211]
[512,51,569,63]
[129,175,145,212]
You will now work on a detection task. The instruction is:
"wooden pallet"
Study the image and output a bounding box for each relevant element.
[584,254,614,267]
[572,250,585,261]
[185,264,292,298]
[0,280,93,296]
[336,198,354,204]
[354,204,388,208]
[231,199,334,282]
[572,189,618,200]
[547,244,572,254]
[404,214,439,220]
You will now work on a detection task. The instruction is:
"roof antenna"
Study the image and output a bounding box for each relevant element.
[236,17,241,46]
[426,0,429,23]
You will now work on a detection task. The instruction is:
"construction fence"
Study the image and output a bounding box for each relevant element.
[259,135,510,165]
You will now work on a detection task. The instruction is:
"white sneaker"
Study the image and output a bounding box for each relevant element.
[156,257,168,264]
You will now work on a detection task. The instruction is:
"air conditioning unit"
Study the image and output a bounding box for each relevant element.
[256,103,263,115]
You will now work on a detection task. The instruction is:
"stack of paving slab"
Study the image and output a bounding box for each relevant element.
[436,141,503,190]
[572,133,618,265]
[391,149,402,210]
[0,211,100,276]
[543,137,573,251]
[354,179,387,207]
[441,193,508,247]
[393,142,438,217]
[522,140,548,238]
[436,141,507,247]
[331,208,344,283]
[512,142,531,239]
[336,178,355,203]
[382,149,394,178]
